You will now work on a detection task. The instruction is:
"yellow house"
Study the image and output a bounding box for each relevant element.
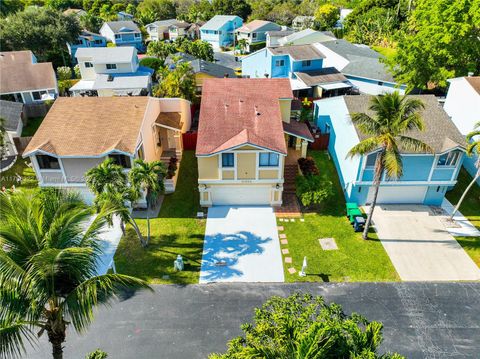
[196,78,313,207]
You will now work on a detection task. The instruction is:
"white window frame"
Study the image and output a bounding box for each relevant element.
[275,59,285,67]
[437,151,460,168]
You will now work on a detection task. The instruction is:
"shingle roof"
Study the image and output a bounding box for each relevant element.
[148,19,183,27]
[279,29,335,45]
[0,51,56,94]
[0,100,23,132]
[156,112,183,130]
[266,30,295,37]
[24,97,149,157]
[294,67,348,86]
[320,39,394,82]
[465,76,480,95]
[75,47,135,63]
[343,95,466,154]
[269,44,325,61]
[196,78,293,156]
[201,15,240,31]
[283,121,313,142]
[105,21,140,33]
[167,53,236,78]
[237,20,279,33]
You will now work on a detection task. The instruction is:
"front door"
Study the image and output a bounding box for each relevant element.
[167,130,176,149]
[288,135,296,148]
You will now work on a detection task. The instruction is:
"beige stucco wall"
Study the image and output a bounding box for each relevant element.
[237,153,256,179]
[62,157,104,183]
[279,99,292,123]
[258,169,279,179]
[198,156,219,179]
[222,170,234,180]
[235,145,259,151]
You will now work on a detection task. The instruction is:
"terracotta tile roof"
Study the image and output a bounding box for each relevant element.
[283,120,314,142]
[196,78,293,156]
[269,45,325,61]
[465,76,480,95]
[0,51,56,94]
[156,112,183,130]
[24,97,149,157]
[294,67,348,86]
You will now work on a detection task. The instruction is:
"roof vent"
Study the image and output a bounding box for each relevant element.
[107,75,114,82]
[254,105,261,116]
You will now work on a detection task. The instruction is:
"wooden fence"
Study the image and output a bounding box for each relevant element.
[182,131,198,151]
[310,133,330,150]
[13,136,33,155]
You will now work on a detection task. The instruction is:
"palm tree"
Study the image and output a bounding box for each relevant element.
[347,92,432,240]
[0,189,151,359]
[85,158,127,196]
[129,159,166,246]
[0,117,6,160]
[450,121,480,219]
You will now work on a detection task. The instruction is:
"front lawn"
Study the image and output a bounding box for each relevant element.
[21,116,44,136]
[114,151,206,284]
[280,151,399,282]
[0,157,38,191]
[446,168,480,266]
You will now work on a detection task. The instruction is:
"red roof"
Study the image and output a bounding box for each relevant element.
[196,78,293,156]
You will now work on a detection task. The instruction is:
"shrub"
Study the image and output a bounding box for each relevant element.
[295,175,333,208]
[298,157,319,176]
[249,41,266,53]
[85,349,108,359]
[166,156,178,179]
[140,57,164,72]
[56,66,72,81]
[107,42,116,47]
[74,64,81,78]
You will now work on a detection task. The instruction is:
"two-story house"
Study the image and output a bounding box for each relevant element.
[277,29,336,46]
[236,20,282,52]
[0,50,58,104]
[67,30,107,62]
[196,78,313,207]
[100,21,143,51]
[145,19,184,41]
[23,96,192,204]
[444,75,480,182]
[200,15,243,49]
[241,44,352,98]
[69,47,153,97]
[313,95,466,205]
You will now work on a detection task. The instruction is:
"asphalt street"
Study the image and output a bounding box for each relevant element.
[27,282,480,359]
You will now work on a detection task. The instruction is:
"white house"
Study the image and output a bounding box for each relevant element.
[69,47,153,97]
[100,21,143,51]
[145,19,183,41]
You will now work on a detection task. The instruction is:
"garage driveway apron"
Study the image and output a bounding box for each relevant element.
[371,205,480,281]
[200,206,285,283]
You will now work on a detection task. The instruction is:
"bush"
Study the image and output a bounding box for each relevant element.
[295,175,333,208]
[107,42,116,47]
[85,349,108,359]
[56,66,72,81]
[166,156,178,179]
[249,41,266,53]
[298,157,319,176]
[74,64,81,78]
[140,57,164,72]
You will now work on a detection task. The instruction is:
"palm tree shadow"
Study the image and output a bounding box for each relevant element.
[200,231,272,282]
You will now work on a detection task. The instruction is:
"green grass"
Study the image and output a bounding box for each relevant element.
[281,151,399,282]
[21,116,44,136]
[372,45,397,60]
[445,168,480,266]
[114,151,206,284]
[0,157,38,191]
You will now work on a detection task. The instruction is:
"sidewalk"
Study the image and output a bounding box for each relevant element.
[441,199,480,237]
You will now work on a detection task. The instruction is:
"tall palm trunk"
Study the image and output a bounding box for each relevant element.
[450,165,479,220]
[129,218,146,247]
[363,153,384,240]
[47,317,66,359]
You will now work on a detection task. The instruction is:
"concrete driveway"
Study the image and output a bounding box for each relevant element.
[200,206,284,283]
[371,205,480,281]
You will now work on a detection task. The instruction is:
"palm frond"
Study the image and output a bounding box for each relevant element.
[347,138,380,158]
[397,135,433,154]
[383,146,403,179]
[0,318,37,359]
[350,113,381,135]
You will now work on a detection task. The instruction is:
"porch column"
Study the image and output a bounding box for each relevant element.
[301,140,308,158]
[174,132,182,157]
[295,137,301,150]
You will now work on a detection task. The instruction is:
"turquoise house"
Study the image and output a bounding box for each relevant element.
[67,30,107,63]
[200,15,243,49]
[313,95,466,206]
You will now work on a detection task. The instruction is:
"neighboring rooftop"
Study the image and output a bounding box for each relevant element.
[0,100,23,132]
[63,8,86,16]
[266,30,295,37]
[269,44,325,61]
[0,50,35,65]
[75,47,136,63]
[24,97,149,157]
[201,15,240,31]
[78,30,104,41]
[283,120,314,142]
[156,112,183,130]
[197,78,293,156]
[168,53,236,78]
[465,76,480,95]
[294,67,348,86]
[343,95,465,154]
[278,29,336,45]
[237,20,279,33]
[148,19,182,27]
[104,21,140,33]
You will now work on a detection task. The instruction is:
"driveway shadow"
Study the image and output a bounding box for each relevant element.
[200,231,272,282]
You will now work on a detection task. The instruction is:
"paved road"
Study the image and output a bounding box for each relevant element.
[27,283,480,359]
[213,51,240,69]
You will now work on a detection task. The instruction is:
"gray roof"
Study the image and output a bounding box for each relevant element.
[269,44,325,61]
[294,67,348,86]
[201,15,240,31]
[343,95,466,154]
[321,39,394,82]
[266,30,295,37]
[93,73,150,89]
[0,100,23,131]
[105,21,140,33]
[148,19,182,28]
[76,47,135,63]
[279,29,335,45]
[167,53,236,78]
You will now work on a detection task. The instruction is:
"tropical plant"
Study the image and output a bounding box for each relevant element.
[450,121,480,219]
[296,175,333,208]
[299,97,313,123]
[147,40,176,62]
[56,66,72,81]
[153,60,197,102]
[314,3,340,30]
[211,0,251,19]
[85,158,127,197]
[0,189,151,359]
[85,349,108,359]
[237,38,248,54]
[129,159,166,245]
[347,92,432,240]
[136,0,176,25]
[209,292,404,358]
[0,117,6,160]
[74,64,81,79]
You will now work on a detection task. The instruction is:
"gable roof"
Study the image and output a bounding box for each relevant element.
[237,20,280,33]
[465,76,480,95]
[78,30,104,41]
[0,51,56,94]
[24,97,149,157]
[201,15,241,31]
[343,95,465,154]
[294,67,348,86]
[266,30,295,37]
[269,44,325,61]
[75,47,135,63]
[0,100,23,132]
[104,21,140,33]
[196,78,293,156]
[167,52,236,78]
[147,19,182,28]
[278,29,335,45]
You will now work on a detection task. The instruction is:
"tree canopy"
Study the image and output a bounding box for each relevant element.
[314,3,340,30]
[153,60,197,102]
[136,0,176,25]
[211,0,251,20]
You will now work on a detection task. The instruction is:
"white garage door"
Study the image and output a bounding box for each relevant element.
[367,186,427,204]
[211,186,271,205]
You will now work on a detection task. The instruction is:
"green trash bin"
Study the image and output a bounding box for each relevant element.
[348,208,363,223]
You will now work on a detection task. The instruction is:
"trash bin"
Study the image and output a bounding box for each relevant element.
[353,216,365,232]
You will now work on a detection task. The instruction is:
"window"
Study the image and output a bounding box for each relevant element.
[437,151,460,167]
[218,30,222,35]
[106,63,117,70]
[302,60,311,67]
[252,32,257,39]
[94,39,103,45]
[213,30,218,35]
[275,59,285,67]
[134,33,141,38]
[73,39,83,45]
[115,34,121,39]
[37,155,60,170]
[222,153,234,167]
[365,153,377,168]
[109,154,131,168]
[84,62,93,68]
[259,153,279,167]
[32,90,47,101]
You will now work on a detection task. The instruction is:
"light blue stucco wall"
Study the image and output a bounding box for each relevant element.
[463,154,480,184]
[201,17,243,47]
[292,59,323,72]
[68,34,107,61]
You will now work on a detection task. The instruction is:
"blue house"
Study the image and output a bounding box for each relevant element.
[200,15,243,49]
[242,44,353,98]
[313,95,466,206]
[100,21,144,52]
[67,30,107,63]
